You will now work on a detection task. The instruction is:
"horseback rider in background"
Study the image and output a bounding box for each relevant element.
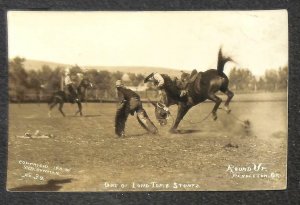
[48,69,92,117]
[64,68,79,103]
[115,80,157,137]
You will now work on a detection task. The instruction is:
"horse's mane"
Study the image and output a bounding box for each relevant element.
[161,74,173,82]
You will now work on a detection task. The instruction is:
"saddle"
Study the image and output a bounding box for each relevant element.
[171,70,203,98]
[191,72,204,95]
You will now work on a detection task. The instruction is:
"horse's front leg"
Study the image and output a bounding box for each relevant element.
[170,103,191,133]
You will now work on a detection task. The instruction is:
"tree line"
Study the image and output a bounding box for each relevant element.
[9,57,287,101]
[8,57,146,101]
[229,66,287,92]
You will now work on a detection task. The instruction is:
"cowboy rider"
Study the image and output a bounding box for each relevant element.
[64,68,79,102]
[115,80,157,137]
[116,80,142,115]
[144,71,198,105]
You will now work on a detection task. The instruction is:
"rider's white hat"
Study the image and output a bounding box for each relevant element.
[115,80,124,87]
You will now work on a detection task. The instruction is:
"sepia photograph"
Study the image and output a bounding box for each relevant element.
[7,10,287,191]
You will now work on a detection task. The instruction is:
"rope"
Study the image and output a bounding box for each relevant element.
[146,89,247,127]
[145,89,160,104]
[146,89,211,126]
[218,107,247,124]
[229,112,247,124]
[182,112,211,125]
[173,107,249,126]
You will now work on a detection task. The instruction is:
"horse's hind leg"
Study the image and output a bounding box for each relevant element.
[222,89,234,113]
[75,102,82,116]
[58,102,66,117]
[208,93,222,120]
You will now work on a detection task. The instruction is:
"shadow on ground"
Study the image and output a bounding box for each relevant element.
[9,178,73,191]
[173,129,203,134]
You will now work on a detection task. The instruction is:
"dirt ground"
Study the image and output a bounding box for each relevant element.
[7,93,287,191]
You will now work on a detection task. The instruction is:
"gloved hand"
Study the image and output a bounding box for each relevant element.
[180,90,188,97]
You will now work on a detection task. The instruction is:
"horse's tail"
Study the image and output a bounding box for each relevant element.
[217,47,233,75]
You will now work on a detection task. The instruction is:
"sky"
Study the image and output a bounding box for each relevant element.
[7,10,288,76]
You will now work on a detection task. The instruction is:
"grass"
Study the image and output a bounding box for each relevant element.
[7,94,287,191]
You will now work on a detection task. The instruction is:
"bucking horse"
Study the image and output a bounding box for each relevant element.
[48,78,93,117]
[145,48,234,133]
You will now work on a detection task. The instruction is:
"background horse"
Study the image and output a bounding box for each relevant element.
[147,48,234,132]
[48,78,93,117]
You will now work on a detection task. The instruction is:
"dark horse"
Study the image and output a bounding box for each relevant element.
[48,78,93,117]
[146,48,234,133]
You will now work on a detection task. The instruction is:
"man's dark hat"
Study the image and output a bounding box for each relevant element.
[144,73,154,83]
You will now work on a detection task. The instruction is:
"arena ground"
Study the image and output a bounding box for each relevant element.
[7,92,287,191]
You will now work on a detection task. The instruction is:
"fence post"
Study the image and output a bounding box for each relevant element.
[85,89,88,106]
[60,70,64,91]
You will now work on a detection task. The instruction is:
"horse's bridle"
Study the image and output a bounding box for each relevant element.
[156,102,170,120]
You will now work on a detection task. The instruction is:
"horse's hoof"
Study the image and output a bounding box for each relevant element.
[118,131,126,138]
[48,112,51,118]
[212,114,218,121]
[169,128,178,133]
[224,106,231,114]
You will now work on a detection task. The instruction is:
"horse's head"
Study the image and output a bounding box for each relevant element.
[77,79,93,99]
[150,101,170,126]
[80,78,93,89]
